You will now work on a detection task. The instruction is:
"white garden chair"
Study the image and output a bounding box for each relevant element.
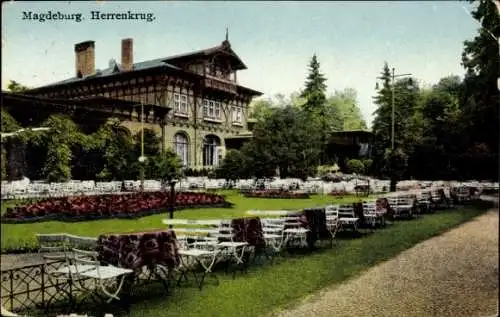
[325,205,340,245]
[70,248,133,303]
[260,218,286,257]
[337,204,360,231]
[162,219,224,289]
[362,202,385,227]
[388,197,414,218]
[282,215,309,248]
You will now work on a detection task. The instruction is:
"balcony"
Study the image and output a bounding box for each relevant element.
[204,76,237,94]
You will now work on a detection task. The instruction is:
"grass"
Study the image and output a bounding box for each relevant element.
[0,191,373,253]
[123,205,489,317]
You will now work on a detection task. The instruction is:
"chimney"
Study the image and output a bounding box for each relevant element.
[121,38,133,71]
[74,41,95,78]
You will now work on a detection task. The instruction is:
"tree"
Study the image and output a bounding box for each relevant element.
[371,62,395,177]
[249,98,273,121]
[150,150,182,188]
[216,149,246,181]
[33,115,86,182]
[301,54,328,113]
[246,105,322,179]
[460,0,499,179]
[95,120,137,181]
[300,55,331,164]
[133,128,161,158]
[346,159,365,175]
[371,62,421,186]
[408,76,463,179]
[7,80,29,93]
[272,92,307,109]
[240,141,276,179]
[1,109,21,133]
[327,88,367,131]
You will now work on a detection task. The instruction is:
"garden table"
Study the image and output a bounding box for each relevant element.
[227,217,265,271]
[176,248,220,290]
[96,229,179,294]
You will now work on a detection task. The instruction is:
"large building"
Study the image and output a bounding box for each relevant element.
[10,36,262,170]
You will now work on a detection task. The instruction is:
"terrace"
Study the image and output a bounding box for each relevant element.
[0,178,496,317]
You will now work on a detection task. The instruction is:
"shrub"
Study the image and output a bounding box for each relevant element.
[346,159,365,175]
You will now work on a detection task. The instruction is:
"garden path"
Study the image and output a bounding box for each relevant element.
[274,209,499,317]
[1,253,46,271]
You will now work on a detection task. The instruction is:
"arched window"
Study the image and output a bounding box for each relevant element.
[203,135,221,167]
[173,133,189,166]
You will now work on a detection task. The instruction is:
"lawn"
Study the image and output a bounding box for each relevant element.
[0,191,373,253]
[123,206,488,317]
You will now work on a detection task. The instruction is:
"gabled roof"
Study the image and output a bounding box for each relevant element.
[33,40,247,90]
[164,40,247,70]
[39,59,181,88]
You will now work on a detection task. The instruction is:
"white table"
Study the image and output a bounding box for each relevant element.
[177,248,220,290]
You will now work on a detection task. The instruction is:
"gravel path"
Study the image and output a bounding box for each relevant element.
[1,253,47,271]
[275,209,499,317]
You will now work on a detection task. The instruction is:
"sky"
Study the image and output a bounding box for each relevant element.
[2,1,480,127]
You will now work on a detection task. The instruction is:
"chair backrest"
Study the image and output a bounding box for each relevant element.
[215,220,234,241]
[338,205,355,218]
[71,248,100,277]
[282,215,303,228]
[363,203,377,214]
[36,233,69,253]
[67,234,98,251]
[163,218,222,248]
[261,218,285,234]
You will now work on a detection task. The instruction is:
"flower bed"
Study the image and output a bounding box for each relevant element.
[329,190,348,196]
[243,190,310,199]
[1,191,232,223]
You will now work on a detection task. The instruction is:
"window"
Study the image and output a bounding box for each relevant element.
[174,133,189,166]
[203,99,222,121]
[209,101,214,117]
[215,102,221,118]
[203,99,209,117]
[232,106,243,124]
[180,95,188,114]
[173,93,180,113]
[173,93,188,116]
[203,135,221,167]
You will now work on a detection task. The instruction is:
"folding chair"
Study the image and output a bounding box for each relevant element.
[325,205,340,246]
[391,197,414,218]
[260,218,286,261]
[163,219,222,290]
[282,215,309,248]
[337,205,360,231]
[362,202,385,228]
[36,233,77,313]
[71,248,134,304]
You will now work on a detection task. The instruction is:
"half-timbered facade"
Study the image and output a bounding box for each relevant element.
[23,37,262,169]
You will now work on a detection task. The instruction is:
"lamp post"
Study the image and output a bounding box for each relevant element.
[376,67,412,192]
[168,179,177,219]
[138,103,146,192]
[168,178,177,228]
[376,68,412,150]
